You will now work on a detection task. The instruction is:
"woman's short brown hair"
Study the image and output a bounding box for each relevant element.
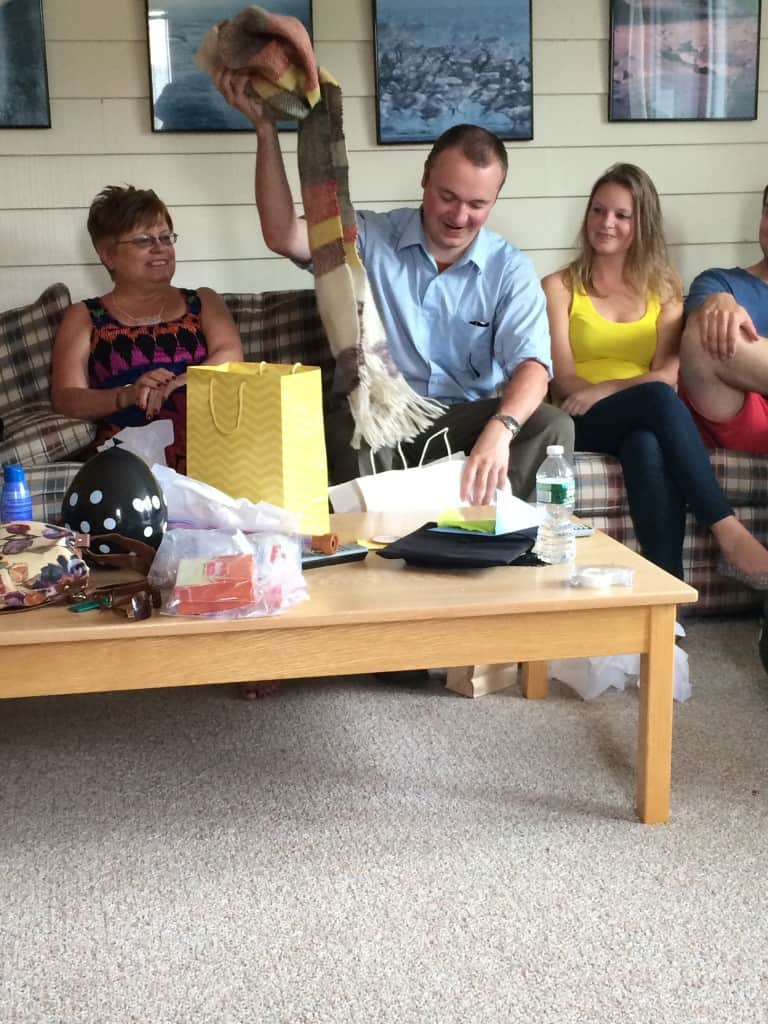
[87,185,173,248]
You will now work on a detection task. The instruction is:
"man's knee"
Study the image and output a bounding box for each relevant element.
[535,403,575,454]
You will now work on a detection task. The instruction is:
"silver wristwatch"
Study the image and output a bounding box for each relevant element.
[491,413,521,439]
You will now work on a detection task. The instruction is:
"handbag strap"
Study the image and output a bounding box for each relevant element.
[86,534,157,576]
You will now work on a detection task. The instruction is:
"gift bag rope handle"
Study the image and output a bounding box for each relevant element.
[368,427,452,475]
[208,363,304,434]
[208,378,245,435]
[257,361,303,374]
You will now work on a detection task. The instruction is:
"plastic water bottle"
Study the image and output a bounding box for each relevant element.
[1,462,33,523]
[533,444,575,564]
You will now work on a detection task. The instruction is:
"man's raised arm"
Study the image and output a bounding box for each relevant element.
[215,70,311,263]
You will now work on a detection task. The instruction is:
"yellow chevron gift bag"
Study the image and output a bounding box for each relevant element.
[187,362,330,533]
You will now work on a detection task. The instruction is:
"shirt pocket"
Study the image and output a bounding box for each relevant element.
[465,319,494,380]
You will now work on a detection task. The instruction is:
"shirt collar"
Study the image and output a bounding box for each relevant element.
[395,207,488,272]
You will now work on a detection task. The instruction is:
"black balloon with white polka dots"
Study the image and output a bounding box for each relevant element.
[61,446,167,558]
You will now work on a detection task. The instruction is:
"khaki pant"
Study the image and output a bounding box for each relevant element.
[325,398,574,501]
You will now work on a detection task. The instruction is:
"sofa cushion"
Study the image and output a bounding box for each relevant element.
[0,399,95,468]
[223,289,336,406]
[574,448,768,516]
[0,282,71,410]
[24,462,83,523]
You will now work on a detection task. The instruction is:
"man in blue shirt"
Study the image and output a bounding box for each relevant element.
[680,186,768,454]
[217,73,572,502]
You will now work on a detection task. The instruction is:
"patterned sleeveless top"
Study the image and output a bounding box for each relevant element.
[85,287,208,430]
[83,288,208,473]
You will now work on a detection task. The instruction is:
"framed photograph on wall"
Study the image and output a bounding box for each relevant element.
[146,0,313,132]
[373,0,533,144]
[609,0,761,121]
[0,0,51,128]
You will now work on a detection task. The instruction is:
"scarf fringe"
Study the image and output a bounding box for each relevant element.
[347,360,445,451]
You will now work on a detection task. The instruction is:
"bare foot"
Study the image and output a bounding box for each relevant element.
[713,517,768,575]
[239,680,281,699]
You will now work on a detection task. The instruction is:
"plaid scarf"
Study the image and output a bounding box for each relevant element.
[197,5,443,450]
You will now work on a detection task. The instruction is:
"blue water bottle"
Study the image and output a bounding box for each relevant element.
[1,462,33,522]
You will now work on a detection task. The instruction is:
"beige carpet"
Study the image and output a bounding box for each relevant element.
[1,617,767,1023]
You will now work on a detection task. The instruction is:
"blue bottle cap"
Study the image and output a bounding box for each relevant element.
[3,462,25,483]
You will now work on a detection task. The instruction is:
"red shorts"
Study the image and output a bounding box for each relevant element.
[679,383,768,454]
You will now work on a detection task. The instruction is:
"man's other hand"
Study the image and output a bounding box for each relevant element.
[214,69,277,130]
[696,293,759,360]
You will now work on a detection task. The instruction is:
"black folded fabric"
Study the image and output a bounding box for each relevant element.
[376,523,540,569]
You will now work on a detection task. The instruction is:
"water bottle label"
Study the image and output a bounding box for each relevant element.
[537,480,574,505]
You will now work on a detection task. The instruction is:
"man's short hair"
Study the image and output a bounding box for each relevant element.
[763,184,768,208]
[423,124,508,187]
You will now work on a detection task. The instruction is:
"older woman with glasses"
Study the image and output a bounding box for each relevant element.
[52,184,243,472]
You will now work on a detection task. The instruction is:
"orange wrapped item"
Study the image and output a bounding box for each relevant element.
[171,554,257,615]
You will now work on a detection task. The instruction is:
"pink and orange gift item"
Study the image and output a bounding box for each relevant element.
[170,554,258,616]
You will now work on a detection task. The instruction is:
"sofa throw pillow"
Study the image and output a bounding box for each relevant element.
[0,282,72,413]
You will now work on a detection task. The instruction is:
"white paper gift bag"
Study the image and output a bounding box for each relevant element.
[328,429,511,513]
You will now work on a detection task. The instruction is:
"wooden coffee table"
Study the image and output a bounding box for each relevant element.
[0,510,696,823]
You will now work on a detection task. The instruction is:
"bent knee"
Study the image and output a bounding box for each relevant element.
[539,403,575,448]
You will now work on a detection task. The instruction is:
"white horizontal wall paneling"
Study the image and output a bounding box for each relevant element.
[43,0,145,41]
[1,205,271,266]
[1,0,766,312]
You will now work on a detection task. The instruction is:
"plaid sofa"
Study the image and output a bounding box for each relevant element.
[2,284,765,614]
[0,285,335,521]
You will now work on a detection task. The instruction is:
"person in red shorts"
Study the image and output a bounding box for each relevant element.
[680,186,768,604]
[680,186,768,456]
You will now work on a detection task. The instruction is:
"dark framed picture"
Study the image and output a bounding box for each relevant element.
[146,0,313,132]
[0,0,51,128]
[609,0,761,121]
[373,0,533,145]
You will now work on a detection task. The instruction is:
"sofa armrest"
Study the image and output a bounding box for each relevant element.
[0,400,95,468]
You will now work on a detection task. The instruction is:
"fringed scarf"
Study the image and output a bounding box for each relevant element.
[196,5,443,450]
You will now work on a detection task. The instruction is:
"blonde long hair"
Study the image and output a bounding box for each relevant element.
[567,163,681,303]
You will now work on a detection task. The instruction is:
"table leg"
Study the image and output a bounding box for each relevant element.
[520,660,548,700]
[636,605,676,824]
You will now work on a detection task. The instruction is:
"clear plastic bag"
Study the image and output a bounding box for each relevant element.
[150,527,307,619]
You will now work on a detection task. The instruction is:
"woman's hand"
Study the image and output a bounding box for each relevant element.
[561,382,617,417]
[124,368,176,418]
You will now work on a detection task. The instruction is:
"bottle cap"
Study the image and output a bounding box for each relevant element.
[2,462,25,483]
[546,445,564,456]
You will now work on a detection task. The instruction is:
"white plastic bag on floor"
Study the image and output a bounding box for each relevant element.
[548,623,691,703]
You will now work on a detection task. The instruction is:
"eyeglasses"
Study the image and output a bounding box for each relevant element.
[115,232,178,250]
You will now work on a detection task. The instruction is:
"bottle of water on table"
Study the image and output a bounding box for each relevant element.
[1,462,33,523]
[534,444,575,564]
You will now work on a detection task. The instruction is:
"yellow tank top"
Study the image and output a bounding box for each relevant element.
[569,286,660,383]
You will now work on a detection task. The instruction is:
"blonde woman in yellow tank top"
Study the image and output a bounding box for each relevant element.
[541,163,768,586]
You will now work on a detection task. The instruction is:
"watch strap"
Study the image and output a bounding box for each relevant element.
[491,413,521,438]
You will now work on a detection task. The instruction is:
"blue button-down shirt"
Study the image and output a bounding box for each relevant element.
[355,207,552,405]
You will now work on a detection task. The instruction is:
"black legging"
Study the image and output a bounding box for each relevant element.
[574,381,732,579]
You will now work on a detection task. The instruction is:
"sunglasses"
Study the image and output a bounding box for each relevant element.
[68,580,162,620]
[115,232,178,250]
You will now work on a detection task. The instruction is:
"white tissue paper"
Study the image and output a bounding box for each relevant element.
[151,464,300,534]
[548,622,691,703]
[97,420,174,467]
